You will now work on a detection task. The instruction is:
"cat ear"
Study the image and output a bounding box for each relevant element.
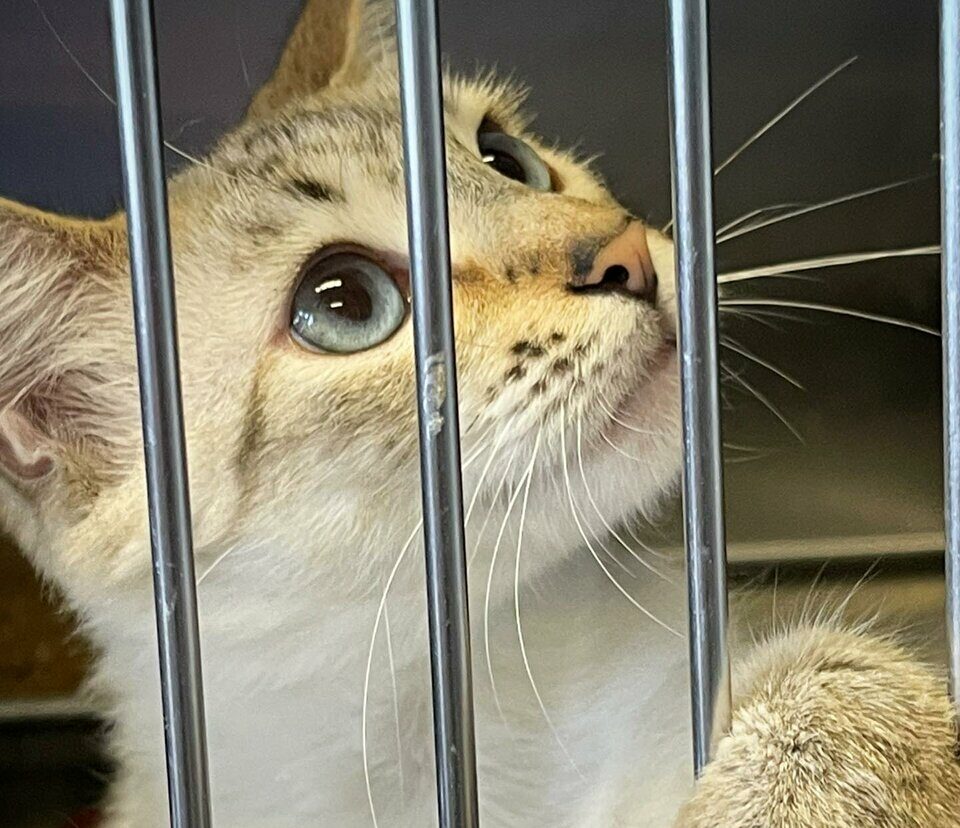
[0,408,53,480]
[246,0,394,120]
[0,198,125,486]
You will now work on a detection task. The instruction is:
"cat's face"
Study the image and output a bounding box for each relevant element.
[0,0,680,597]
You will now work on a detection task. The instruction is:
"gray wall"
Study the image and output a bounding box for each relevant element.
[0,0,944,556]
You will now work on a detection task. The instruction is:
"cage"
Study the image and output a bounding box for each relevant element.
[0,0,956,825]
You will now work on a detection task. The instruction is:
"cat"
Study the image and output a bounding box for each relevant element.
[1,0,959,825]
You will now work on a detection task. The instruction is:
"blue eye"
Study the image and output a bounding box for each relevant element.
[478,131,552,192]
[291,252,407,354]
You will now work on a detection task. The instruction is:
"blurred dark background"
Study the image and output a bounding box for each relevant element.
[0,0,945,824]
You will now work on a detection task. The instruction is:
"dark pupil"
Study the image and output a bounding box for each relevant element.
[316,270,372,322]
[483,150,526,183]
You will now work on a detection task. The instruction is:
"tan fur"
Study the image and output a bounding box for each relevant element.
[677,627,960,827]
[0,0,955,825]
[0,200,133,494]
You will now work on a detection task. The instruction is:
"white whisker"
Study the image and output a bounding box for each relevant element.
[585,524,638,578]
[362,522,422,828]
[715,56,859,176]
[831,560,880,625]
[461,423,497,466]
[553,463,638,578]
[32,0,114,104]
[720,298,939,337]
[724,440,769,453]
[717,245,940,284]
[382,604,404,798]
[715,202,805,238]
[559,406,682,638]
[720,336,804,389]
[464,442,500,527]
[719,307,796,331]
[597,395,664,436]
[464,419,521,528]
[717,175,929,244]
[197,543,240,585]
[663,56,858,232]
[725,452,770,464]
[471,443,523,563]
[724,369,805,443]
[576,418,673,583]
[512,432,583,776]
[31,0,292,189]
[362,446,489,823]
[771,565,780,631]
[727,272,823,287]
[598,430,646,463]
[621,521,672,562]
[800,560,832,624]
[170,117,205,142]
[233,10,252,91]
[484,446,536,725]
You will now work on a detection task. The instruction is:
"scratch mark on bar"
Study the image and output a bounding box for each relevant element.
[423,353,446,436]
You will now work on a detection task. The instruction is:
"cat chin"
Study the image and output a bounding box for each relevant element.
[608,344,679,436]
[463,376,681,587]
[584,347,682,526]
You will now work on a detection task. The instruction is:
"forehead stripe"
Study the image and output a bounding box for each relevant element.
[289,178,342,202]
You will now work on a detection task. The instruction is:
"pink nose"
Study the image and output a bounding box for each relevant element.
[577,221,658,304]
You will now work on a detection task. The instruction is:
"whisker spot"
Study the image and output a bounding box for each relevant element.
[512,340,545,357]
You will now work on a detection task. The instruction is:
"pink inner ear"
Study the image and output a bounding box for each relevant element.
[0,408,54,480]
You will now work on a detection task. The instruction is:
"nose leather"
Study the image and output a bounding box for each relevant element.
[571,221,658,304]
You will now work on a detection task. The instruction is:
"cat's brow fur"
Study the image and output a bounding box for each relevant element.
[0,0,958,826]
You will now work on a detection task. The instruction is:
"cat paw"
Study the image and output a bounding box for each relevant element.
[674,625,960,827]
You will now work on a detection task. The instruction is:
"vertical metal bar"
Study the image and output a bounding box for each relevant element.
[393,1,480,825]
[109,1,212,825]
[665,0,731,775]
[941,0,960,707]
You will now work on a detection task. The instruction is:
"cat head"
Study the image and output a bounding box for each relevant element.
[0,0,679,599]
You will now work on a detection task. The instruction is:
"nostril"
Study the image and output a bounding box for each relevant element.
[570,221,659,303]
[601,265,630,286]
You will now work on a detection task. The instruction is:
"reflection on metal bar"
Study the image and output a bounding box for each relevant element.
[941,0,960,707]
[393,0,480,825]
[109,0,212,824]
[665,0,732,775]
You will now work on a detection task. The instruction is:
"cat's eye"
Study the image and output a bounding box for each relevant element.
[290,251,407,354]
[477,131,552,192]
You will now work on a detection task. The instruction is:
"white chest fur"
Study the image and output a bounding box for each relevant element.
[87,526,694,827]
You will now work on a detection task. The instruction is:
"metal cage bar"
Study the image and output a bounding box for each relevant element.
[941,0,960,707]
[109,0,212,825]
[665,0,732,774]
[394,0,481,825]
